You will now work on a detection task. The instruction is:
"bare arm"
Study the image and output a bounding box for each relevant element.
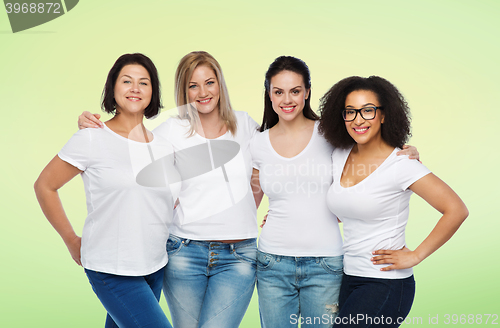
[372,173,468,270]
[78,111,103,129]
[251,168,264,208]
[34,156,84,266]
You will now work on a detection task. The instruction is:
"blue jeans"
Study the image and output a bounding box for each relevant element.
[85,267,172,328]
[163,235,257,328]
[334,274,415,327]
[257,250,344,328]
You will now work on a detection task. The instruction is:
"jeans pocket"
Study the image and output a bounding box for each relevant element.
[256,250,275,271]
[233,243,258,268]
[166,235,184,257]
[320,255,344,275]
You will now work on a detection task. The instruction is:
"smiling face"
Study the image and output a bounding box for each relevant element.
[344,89,385,146]
[114,64,152,116]
[187,65,220,116]
[269,70,310,122]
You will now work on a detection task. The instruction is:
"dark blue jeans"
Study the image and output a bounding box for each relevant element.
[85,267,172,328]
[334,274,415,327]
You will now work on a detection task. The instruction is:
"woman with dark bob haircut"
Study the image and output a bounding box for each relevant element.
[35,53,175,327]
[319,76,468,327]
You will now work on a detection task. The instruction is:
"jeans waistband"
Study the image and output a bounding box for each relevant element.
[171,235,256,251]
[258,250,343,262]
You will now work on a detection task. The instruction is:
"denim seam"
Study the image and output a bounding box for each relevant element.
[398,279,404,313]
[397,278,415,314]
[163,279,200,323]
[200,276,256,328]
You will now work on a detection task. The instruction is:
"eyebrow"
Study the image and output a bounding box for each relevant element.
[272,85,303,90]
[345,102,377,108]
[190,77,216,84]
[121,74,150,81]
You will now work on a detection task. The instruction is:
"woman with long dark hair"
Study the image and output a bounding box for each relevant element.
[251,57,418,328]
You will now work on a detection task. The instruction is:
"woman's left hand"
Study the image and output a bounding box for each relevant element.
[397,145,420,161]
[371,246,421,271]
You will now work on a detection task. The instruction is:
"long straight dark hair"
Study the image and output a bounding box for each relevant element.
[260,56,319,132]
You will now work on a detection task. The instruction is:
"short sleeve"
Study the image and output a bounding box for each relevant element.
[249,133,261,170]
[331,147,350,179]
[243,112,260,138]
[395,156,431,191]
[58,129,91,171]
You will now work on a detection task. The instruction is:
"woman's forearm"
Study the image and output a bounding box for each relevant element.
[413,205,469,263]
[34,182,78,243]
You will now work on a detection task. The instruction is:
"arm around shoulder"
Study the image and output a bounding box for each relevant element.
[251,168,264,208]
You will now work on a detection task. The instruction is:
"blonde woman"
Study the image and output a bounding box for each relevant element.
[78,51,261,328]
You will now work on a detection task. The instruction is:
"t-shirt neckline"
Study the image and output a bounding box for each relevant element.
[266,120,318,160]
[337,146,398,189]
[103,122,156,144]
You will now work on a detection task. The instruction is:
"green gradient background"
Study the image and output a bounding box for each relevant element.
[1,1,498,327]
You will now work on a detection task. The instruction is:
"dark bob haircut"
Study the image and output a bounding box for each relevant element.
[318,76,411,149]
[101,53,163,119]
[260,56,319,132]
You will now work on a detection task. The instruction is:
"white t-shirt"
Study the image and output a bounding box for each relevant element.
[251,121,343,257]
[153,111,260,240]
[327,147,431,279]
[58,123,178,276]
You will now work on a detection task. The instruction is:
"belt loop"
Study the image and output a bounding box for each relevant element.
[183,239,191,246]
[229,243,235,253]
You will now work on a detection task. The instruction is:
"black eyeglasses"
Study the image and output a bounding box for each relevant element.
[342,106,383,122]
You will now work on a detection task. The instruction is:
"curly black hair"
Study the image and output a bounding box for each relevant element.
[318,76,411,149]
[260,56,319,132]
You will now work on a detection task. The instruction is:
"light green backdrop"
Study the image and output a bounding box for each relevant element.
[1,1,498,327]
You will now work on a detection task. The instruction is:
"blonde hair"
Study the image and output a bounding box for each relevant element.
[175,51,237,136]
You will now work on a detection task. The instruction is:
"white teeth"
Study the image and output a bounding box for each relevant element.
[355,127,368,132]
[128,97,140,100]
[282,106,294,110]
[199,99,210,104]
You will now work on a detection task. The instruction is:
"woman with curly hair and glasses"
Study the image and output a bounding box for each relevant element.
[319,76,468,327]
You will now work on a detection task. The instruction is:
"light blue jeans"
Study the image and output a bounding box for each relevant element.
[257,250,344,328]
[163,235,257,328]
